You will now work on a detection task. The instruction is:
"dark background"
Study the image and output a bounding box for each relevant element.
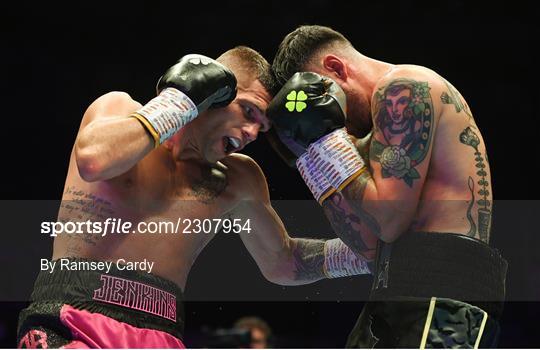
[1,0,539,347]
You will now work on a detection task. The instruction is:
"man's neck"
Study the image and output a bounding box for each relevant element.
[354,54,395,96]
[168,127,205,163]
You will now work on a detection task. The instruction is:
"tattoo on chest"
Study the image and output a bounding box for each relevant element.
[370,79,434,187]
[189,166,228,204]
[459,127,492,241]
[440,80,473,120]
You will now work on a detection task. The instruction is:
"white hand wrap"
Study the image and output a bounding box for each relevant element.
[308,128,367,191]
[296,153,335,204]
[323,238,371,278]
[131,87,198,147]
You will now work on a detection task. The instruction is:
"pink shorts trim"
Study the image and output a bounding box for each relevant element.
[59,304,185,348]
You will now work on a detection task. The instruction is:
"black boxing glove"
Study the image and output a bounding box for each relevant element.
[267,71,347,151]
[156,54,237,111]
[267,72,367,203]
[264,128,301,168]
[132,54,237,147]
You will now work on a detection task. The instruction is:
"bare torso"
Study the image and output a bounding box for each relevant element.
[363,65,493,242]
[54,135,248,290]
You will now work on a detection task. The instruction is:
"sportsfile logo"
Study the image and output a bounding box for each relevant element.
[40,218,252,237]
[285,90,308,112]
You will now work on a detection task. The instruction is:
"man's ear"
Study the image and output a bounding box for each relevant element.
[322,55,348,82]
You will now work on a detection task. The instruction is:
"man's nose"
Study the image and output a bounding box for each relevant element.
[242,123,261,143]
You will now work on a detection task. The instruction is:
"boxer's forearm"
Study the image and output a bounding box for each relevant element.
[249,239,326,286]
[76,117,154,181]
[321,171,379,260]
[236,202,326,285]
[323,165,416,246]
[285,238,327,284]
[234,199,330,285]
[270,237,372,285]
[233,165,367,285]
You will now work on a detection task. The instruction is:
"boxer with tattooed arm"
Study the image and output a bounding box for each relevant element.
[269,25,507,348]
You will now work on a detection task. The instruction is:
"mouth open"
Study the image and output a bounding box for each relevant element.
[222,136,241,154]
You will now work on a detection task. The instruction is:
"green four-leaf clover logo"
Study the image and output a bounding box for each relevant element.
[285,90,308,112]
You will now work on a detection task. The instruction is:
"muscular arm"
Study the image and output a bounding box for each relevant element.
[320,132,380,261]
[324,73,443,243]
[75,92,154,182]
[229,155,370,285]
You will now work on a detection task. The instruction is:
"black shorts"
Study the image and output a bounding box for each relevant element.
[346,297,500,348]
[347,232,507,348]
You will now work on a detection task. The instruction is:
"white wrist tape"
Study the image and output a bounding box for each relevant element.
[296,152,335,204]
[131,87,198,147]
[308,128,367,191]
[323,238,371,278]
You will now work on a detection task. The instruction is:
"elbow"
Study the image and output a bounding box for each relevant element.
[260,264,294,286]
[261,267,287,286]
[75,144,105,182]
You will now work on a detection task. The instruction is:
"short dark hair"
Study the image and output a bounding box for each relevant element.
[218,46,273,94]
[272,25,350,89]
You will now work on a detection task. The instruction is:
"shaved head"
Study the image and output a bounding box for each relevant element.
[217,46,273,94]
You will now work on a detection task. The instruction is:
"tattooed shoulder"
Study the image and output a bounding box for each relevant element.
[370,78,434,187]
[440,79,473,120]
